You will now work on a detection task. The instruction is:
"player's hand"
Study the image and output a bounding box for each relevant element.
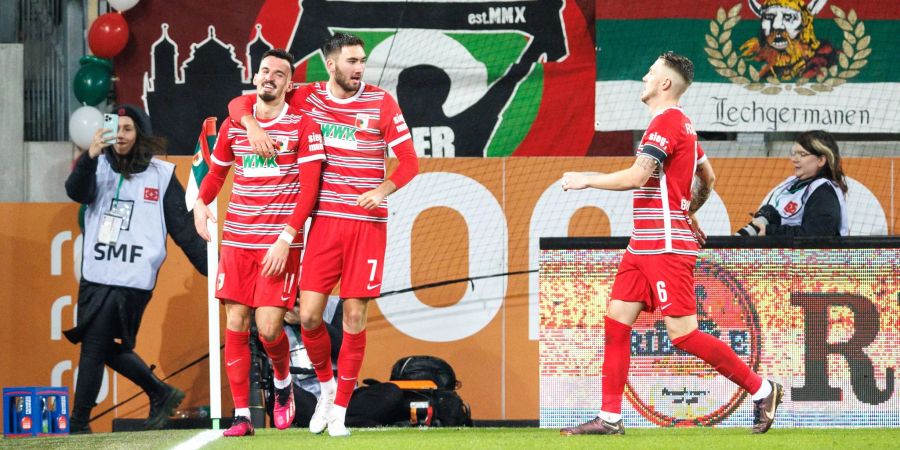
[88,128,114,158]
[261,239,290,277]
[560,172,589,191]
[688,212,707,246]
[357,188,386,210]
[193,200,216,242]
[283,305,301,325]
[247,121,276,158]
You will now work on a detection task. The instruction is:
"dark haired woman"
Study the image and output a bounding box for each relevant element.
[64,105,207,433]
[737,130,848,237]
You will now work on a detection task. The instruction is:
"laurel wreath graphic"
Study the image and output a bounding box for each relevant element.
[705,3,870,95]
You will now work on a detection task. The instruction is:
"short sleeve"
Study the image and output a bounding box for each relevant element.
[637,111,682,165]
[378,92,413,152]
[210,120,235,167]
[296,114,325,164]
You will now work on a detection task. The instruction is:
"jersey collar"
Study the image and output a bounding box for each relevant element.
[326,81,366,104]
[252,103,289,128]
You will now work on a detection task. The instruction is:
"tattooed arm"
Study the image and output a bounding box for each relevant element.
[688,159,716,245]
[689,160,716,213]
[561,155,658,191]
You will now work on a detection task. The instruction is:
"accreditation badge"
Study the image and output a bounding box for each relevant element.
[109,199,134,229]
[98,212,124,245]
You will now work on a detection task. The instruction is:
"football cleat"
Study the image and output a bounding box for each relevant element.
[560,417,625,436]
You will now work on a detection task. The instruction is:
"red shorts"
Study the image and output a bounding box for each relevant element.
[215,246,300,309]
[300,216,386,299]
[610,251,697,317]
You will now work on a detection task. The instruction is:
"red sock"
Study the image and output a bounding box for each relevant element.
[335,330,366,408]
[224,329,251,408]
[672,329,763,393]
[261,329,291,382]
[300,323,333,382]
[601,316,632,414]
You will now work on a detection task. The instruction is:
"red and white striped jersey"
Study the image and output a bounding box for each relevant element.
[204,104,325,249]
[289,81,413,222]
[628,107,707,256]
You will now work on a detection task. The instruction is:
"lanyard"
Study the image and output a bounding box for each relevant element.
[114,173,124,202]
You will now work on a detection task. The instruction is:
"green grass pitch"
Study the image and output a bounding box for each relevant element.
[4,427,899,449]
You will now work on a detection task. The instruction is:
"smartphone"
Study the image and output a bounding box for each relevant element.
[102,113,119,144]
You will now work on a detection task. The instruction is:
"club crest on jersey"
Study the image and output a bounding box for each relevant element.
[355,113,370,130]
[272,136,291,152]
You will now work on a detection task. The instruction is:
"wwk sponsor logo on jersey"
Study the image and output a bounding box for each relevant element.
[320,123,358,150]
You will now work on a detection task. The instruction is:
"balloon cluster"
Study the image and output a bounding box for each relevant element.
[69,0,141,149]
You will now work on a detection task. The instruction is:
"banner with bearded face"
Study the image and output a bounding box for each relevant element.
[594,0,900,133]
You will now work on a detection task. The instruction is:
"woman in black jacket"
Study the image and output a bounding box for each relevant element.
[737,130,848,237]
[64,104,207,433]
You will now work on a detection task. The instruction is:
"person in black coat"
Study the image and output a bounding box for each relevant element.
[737,130,849,237]
[63,104,207,433]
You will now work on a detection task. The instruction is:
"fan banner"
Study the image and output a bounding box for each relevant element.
[595,0,900,132]
[114,0,595,157]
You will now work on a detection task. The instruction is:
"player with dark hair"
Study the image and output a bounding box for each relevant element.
[228,32,419,437]
[559,52,782,435]
[194,48,325,437]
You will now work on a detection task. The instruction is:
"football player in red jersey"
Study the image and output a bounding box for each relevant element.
[194,49,325,437]
[228,33,418,437]
[560,52,782,436]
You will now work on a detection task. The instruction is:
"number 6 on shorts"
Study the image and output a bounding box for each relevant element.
[656,281,668,303]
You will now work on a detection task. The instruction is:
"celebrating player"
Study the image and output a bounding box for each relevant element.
[228,32,419,437]
[559,52,783,435]
[194,48,325,437]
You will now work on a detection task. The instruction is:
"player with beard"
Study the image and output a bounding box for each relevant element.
[228,33,418,437]
[559,52,783,436]
[194,48,325,437]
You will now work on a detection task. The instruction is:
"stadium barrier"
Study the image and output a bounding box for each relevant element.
[539,236,900,428]
[0,157,896,431]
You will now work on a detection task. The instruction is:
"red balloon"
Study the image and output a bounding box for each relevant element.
[88,13,129,58]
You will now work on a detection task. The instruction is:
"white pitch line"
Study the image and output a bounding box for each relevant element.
[171,429,221,450]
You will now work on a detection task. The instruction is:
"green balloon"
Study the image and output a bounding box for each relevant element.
[79,55,113,71]
[73,63,112,106]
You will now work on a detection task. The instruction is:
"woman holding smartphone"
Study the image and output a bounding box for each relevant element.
[63,104,207,433]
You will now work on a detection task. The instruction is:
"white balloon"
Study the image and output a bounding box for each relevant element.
[109,0,139,12]
[69,106,103,150]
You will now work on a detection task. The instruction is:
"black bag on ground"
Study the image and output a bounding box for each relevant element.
[390,355,472,427]
[403,388,472,427]
[346,380,407,427]
[390,355,460,391]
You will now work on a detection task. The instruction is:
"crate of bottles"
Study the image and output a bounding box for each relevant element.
[3,386,69,438]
